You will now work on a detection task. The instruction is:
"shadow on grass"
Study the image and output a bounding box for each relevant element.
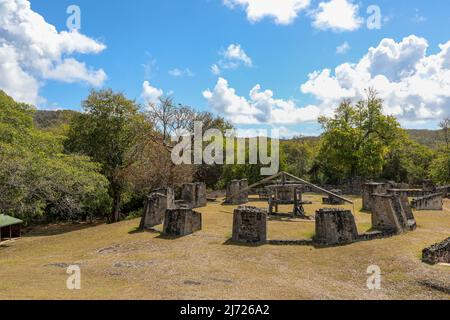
[222,238,265,247]
[24,221,105,238]
[128,227,161,235]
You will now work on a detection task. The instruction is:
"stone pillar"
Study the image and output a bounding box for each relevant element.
[411,193,443,211]
[239,179,249,204]
[139,189,174,230]
[422,238,450,265]
[163,208,202,237]
[371,194,411,234]
[181,183,196,208]
[195,182,207,208]
[387,189,416,229]
[226,179,249,205]
[315,209,358,245]
[181,182,207,208]
[362,183,387,211]
[232,206,267,244]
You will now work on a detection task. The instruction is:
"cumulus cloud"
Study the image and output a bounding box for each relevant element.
[312,0,363,32]
[141,81,163,105]
[224,0,310,25]
[336,41,350,54]
[168,68,195,77]
[203,77,320,125]
[211,44,253,75]
[300,35,450,123]
[0,0,107,105]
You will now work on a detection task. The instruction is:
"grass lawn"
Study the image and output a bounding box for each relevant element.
[0,194,449,300]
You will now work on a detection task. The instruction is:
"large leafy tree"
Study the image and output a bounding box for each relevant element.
[316,90,403,183]
[65,89,152,222]
[0,91,110,223]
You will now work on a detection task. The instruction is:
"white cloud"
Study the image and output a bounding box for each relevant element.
[224,0,310,25]
[312,0,363,32]
[0,0,106,105]
[336,41,350,54]
[203,77,321,125]
[168,68,195,77]
[142,81,163,105]
[211,44,253,75]
[300,35,450,123]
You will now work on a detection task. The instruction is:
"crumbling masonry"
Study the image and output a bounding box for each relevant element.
[225,179,249,205]
[315,209,359,245]
[422,237,450,265]
[163,208,202,237]
[181,182,207,208]
[232,206,267,244]
[139,188,175,229]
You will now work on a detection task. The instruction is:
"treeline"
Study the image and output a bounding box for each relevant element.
[1,89,449,224]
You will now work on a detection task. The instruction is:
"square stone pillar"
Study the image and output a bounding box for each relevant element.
[362,183,387,211]
[139,188,175,230]
[315,209,358,245]
[163,208,202,237]
[232,206,267,244]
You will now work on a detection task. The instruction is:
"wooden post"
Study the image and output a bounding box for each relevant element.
[10,225,12,240]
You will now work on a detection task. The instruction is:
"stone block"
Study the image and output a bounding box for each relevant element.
[226,179,249,205]
[371,194,413,234]
[163,208,202,237]
[362,183,387,211]
[181,182,207,208]
[411,193,443,211]
[315,209,359,245]
[139,188,175,229]
[232,206,267,244]
[422,238,450,265]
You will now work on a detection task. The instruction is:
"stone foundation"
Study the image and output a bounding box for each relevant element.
[315,209,359,245]
[322,189,345,205]
[139,188,175,229]
[422,238,450,265]
[232,206,267,244]
[181,182,207,208]
[225,179,249,205]
[362,183,387,211]
[411,193,443,211]
[163,208,202,237]
[371,194,416,233]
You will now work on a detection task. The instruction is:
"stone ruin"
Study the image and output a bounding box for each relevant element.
[422,180,437,193]
[315,209,359,246]
[422,237,450,265]
[139,188,175,230]
[371,194,416,234]
[225,179,249,205]
[411,193,444,211]
[322,189,345,205]
[232,206,267,244]
[181,182,207,209]
[163,208,202,237]
[362,182,387,211]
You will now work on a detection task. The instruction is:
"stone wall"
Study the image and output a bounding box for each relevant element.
[362,183,387,211]
[226,179,249,205]
[422,238,450,265]
[232,206,267,244]
[315,209,359,245]
[411,193,443,211]
[139,188,175,230]
[371,194,416,234]
[163,208,202,237]
[181,182,207,208]
[387,189,416,224]
[322,189,345,205]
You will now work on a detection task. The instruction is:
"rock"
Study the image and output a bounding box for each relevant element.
[422,238,450,265]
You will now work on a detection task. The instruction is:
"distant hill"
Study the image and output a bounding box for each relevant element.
[33,110,78,130]
[33,110,444,149]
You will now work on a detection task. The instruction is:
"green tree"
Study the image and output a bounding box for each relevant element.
[65,89,152,222]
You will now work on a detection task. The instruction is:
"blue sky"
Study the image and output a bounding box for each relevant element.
[2,0,450,136]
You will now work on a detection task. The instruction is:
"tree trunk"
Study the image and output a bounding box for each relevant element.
[111,191,121,223]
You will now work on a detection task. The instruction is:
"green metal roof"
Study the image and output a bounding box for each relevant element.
[0,215,23,228]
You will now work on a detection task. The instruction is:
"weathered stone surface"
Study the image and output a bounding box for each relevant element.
[422,238,450,265]
[315,209,359,245]
[232,206,267,244]
[139,188,175,229]
[387,189,416,230]
[181,182,207,208]
[163,208,202,237]
[226,179,249,205]
[362,183,387,211]
[322,189,345,205]
[411,193,443,211]
[371,194,415,233]
[422,180,437,193]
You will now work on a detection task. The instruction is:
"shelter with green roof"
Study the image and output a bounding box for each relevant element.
[0,214,23,242]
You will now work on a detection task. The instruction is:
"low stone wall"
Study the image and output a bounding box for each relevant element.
[315,209,359,246]
[362,183,387,211]
[411,193,443,211]
[181,182,207,208]
[422,238,450,265]
[232,206,267,244]
[225,179,249,205]
[322,189,345,205]
[139,188,175,229]
[163,208,202,237]
[371,194,416,234]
